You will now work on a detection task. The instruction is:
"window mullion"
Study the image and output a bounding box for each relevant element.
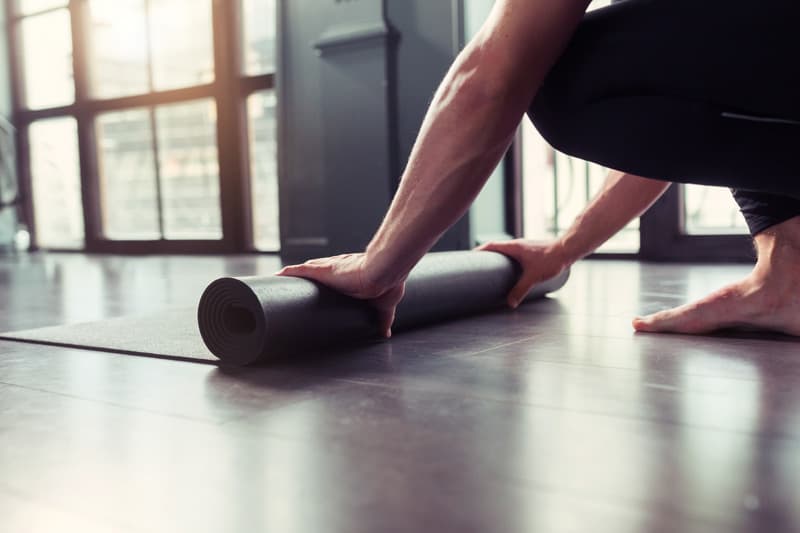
[148,107,165,239]
[212,0,251,252]
[68,0,102,248]
[4,0,38,247]
[142,0,165,238]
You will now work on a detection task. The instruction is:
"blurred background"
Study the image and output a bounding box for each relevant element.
[0,0,751,260]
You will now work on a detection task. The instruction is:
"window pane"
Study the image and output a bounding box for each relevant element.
[29,118,84,248]
[241,0,277,75]
[683,184,748,235]
[16,0,66,16]
[20,9,74,109]
[97,109,160,239]
[248,90,279,250]
[521,120,640,253]
[87,0,149,99]
[155,100,221,240]
[150,0,214,91]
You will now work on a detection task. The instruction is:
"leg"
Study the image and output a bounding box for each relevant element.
[632,190,800,334]
[634,215,800,335]
[529,0,800,196]
[529,0,800,334]
[731,190,800,236]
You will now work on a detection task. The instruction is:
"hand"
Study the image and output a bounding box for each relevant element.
[277,253,405,339]
[476,239,571,308]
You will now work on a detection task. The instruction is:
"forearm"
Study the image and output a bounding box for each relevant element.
[556,171,671,263]
[358,0,591,291]
[363,55,527,288]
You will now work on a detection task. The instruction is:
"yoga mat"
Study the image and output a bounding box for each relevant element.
[0,251,568,365]
[198,251,569,366]
[0,309,216,363]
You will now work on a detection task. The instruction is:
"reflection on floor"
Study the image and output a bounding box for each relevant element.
[1,253,798,533]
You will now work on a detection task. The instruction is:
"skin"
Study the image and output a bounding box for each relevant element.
[279,0,800,339]
[280,0,594,337]
[632,216,800,336]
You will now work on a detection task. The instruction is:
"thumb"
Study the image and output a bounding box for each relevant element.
[378,307,396,338]
[477,241,510,253]
[373,284,405,338]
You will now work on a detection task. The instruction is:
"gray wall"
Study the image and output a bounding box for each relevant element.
[385,0,457,177]
[384,0,472,252]
[277,0,398,261]
[387,0,511,247]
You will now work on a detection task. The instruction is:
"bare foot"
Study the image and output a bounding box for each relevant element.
[633,217,800,336]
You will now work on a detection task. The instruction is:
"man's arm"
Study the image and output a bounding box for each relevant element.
[361,0,593,290]
[280,0,592,336]
[480,171,671,307]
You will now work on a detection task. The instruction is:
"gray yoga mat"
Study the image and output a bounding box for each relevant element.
[1,251,569,366]
[199,251,570,366]
[0,308,216,363]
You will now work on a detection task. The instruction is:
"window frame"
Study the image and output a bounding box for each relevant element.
[508,154,756,262]
[638,185,755,262]
[4,0,276,253]
[502,0,756,264]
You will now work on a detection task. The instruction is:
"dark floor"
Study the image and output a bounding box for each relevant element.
[1,253,799,533]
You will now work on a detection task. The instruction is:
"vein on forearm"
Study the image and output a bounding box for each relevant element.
[362,0,593,289]
[365,60,528,286]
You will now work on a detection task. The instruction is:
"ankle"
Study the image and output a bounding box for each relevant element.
[754,217,800,269]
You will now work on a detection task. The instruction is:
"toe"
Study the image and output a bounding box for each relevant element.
[633,286,745,334]
[633,305,703,333]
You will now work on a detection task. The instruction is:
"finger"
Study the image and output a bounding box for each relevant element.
[378,306,396,338]
[276,264,337,286]
[508,274,541,309]
[373,296,397,338]
[276,264,312,276]
[373,284,404,338]
[477,241,511,253]
[304,257,334,266]
[276,264,299,276]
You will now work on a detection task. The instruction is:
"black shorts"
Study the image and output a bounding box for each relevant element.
[530,0,800,235]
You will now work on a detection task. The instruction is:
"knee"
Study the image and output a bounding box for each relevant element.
[527,82,585,158]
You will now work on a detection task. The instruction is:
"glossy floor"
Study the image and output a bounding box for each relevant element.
[1,253,798,533]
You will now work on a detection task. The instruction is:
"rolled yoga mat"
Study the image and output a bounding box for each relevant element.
[198,251,570,366]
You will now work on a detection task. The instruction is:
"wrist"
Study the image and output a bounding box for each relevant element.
[360,248,407,297]
[548,238,579,270]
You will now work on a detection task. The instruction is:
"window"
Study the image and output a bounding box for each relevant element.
[519,0,639,252]
[19,5,73,109]
[241,0,276,76]
[86,0,149,99]
[147,0,214,91]
[683,185,748,235]
[518,0,750,260]
[86,0,215,98]
[96,108,160,239]
[242,0,278,251]
[97,99,222,241]
[28,117,84,248]
[521,120,640,252]
[155,99,221,239]
[247,90,279,251]
[8,0,279,252]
